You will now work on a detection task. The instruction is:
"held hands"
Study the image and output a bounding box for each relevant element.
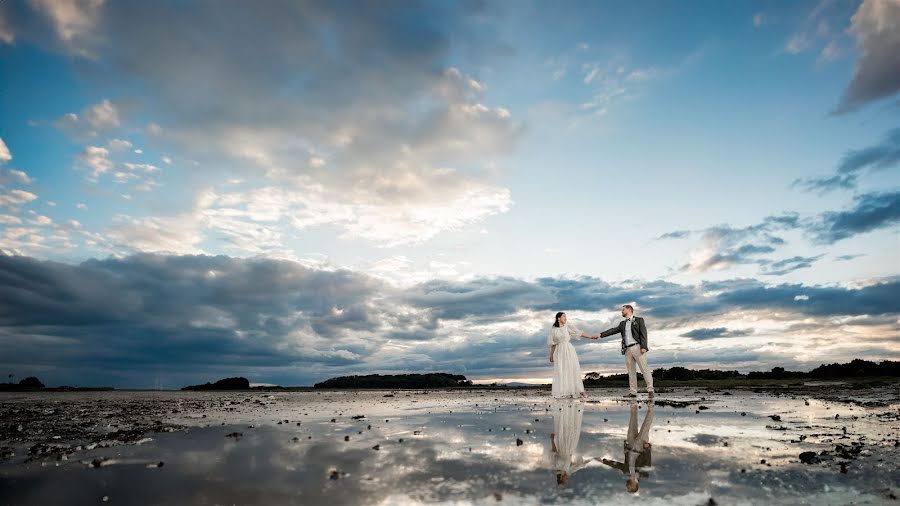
[641,348,648,354]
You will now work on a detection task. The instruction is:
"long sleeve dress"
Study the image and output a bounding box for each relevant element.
[548,323,586,398]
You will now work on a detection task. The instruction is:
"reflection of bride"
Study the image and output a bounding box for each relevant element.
[549,399,588,485]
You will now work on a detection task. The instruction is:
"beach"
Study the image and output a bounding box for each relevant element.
[1,386,898,505]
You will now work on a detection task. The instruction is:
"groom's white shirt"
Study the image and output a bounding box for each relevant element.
[624,317,637,346]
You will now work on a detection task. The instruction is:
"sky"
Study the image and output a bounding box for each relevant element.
[0,0,898,388]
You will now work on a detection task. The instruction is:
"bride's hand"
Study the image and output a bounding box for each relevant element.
[549,355,554,364]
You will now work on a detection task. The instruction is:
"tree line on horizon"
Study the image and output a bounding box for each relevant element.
[2,359,897,391]
[584,358,899,384]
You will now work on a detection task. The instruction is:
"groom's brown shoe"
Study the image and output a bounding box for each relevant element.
[624,393,637,398]
[648,391,655,398]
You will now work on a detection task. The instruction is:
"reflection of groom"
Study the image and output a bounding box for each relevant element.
[597,304,654,398]
[601,402,655,493]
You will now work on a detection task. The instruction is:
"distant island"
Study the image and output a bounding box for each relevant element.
[0,376,44,391]
[313,373,473,389]
[0,376,113,391]
[181,376,251,391]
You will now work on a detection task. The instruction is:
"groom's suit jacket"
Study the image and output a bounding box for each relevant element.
[599,317,648,355]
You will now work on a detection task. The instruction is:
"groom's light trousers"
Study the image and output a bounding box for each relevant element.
[625,346,654,394]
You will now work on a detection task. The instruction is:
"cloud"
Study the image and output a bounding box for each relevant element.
[809,190,900,243]
[11,2,520,246]
[0,137,10,164]
[817,40,841,65]
[55,99,121,138]
[83,98,119,129]
[793,128,900,192]
[760,254,825,276]
[0,5,13,44]
[678,215,799,273]
[6,170,34,185]
[835,0,900,113]
[835,253,865,261]
[26,0,105,57]
[0,252,897,387]
[76,145,112,177]
[107,138,132,151]
[656,230,691,240]
[680,327,754,340]
[784,33,811,54]
[0,189,38,206]
[753,12,770,28]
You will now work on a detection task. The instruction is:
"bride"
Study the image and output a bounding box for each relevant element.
[548,312,596,398]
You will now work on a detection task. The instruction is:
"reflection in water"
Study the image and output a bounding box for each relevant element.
[1,391,895,505]
[601,401,654,493]
[549,399,588,486]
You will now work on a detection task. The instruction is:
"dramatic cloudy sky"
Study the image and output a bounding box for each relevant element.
[0,0,898,388]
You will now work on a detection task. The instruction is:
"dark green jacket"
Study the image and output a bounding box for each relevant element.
[599,317,648,355]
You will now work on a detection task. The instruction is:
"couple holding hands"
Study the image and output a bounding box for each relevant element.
[547,304,654,399]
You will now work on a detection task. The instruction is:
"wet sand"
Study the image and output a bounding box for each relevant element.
[1,386,898,505]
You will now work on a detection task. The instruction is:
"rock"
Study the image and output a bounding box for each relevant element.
[344,436,350,441]
[225,432,242,438]
[769,415,781,422]
[516,438,523,446]
[799,451,820,464]
[698,406,710,410]
[372,444,380,450]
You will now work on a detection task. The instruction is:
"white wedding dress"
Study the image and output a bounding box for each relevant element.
[551,399,588,477]
[548,323,586,398]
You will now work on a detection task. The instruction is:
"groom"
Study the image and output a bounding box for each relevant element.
[597,305,654,398]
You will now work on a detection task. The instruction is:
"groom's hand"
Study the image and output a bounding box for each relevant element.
[641,348,647,354]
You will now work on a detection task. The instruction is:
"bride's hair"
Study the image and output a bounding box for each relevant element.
[553,312,565,327]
